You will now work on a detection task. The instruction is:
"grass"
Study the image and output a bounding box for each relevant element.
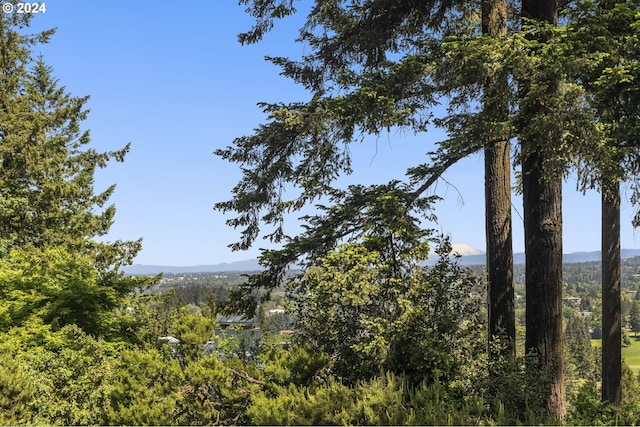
[625,335,640,374]
[592,334,640,374]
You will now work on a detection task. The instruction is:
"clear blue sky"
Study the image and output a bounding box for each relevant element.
[24,1,640,266]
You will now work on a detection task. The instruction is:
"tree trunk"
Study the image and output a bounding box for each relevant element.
[482,0,515,362]
[522,152,564,418]
[520,0,564,419]
[597,0,623,407]
[485,142,515,360]
[602,178,621,405]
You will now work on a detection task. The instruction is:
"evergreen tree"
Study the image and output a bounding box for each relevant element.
[0,12,53,253]
[0,14,140,269]
[517,0,569,417]
[0,11,146,338]
[565,314,594,380]
[482,0,515,362]
[567,0,640,405]
[217,1,476,317]
[630,301,640,338]
[219,1,624,419]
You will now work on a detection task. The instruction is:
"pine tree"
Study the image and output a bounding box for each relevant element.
[567,0,640,405]
[219,2,623,419]
[518,0,566,418]
[216,0,475,311]
[631,301,640,337]
[0,14,140,269]
[564,313,594,380]
[0,12,145,338]
[0,12,54,253]
[483,0,515,362]
[601,179,622,404]
[593,0,640,404]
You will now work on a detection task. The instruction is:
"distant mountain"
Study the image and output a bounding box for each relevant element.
[124,259,263,275]
[455,248,640,266]
[450,243,484,257]
[124,249,640,274]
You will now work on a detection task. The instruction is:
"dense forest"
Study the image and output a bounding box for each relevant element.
[0,0,640,425]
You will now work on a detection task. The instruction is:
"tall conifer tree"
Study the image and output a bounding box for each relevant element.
[483,0,515,361]
[590,0,640,405]
[567,0,640,405]
[220,3,609,419]
[0,12,145,338]
[0,14,140,269]
[519,0,565,418]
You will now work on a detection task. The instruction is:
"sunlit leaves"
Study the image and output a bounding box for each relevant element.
[291,238,486,385]
[0,247,142,337]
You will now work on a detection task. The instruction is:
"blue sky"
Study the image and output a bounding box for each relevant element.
[23,1,640,265]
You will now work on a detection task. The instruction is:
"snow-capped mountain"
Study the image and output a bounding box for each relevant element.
[450,243,485,257]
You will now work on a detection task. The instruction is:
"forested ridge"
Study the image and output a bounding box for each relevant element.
[1,0,640,425]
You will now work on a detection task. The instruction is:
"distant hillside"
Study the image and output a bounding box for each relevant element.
[454,249,640,266]
[124,249,640,275]
[124,259,262,275]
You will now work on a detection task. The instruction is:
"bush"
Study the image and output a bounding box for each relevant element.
[248,373,488,426]
[291,239,486,387]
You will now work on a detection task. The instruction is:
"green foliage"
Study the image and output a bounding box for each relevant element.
[3,306,640,426]
[216,0,476,255]
[0,324,119,425]
[631,301,640,336]
[385,244,487,387]
[567,363,640,425]
[0,12,140,268]
[0,1,149,362]
[292,238,486,386]
[106,348,184,425]
[225,181,436,316]
[248,372,488,426]
[121,290,177,348]
[567,381,619,425]
[261,343,331,386]
[0,318,261,426]
[23,327,119,425]
[0,246,145,337]
[171,307,216,360]
[180,353,267,425]
[0,356,36,425]
[5,2,640,425]
[293,243,393,381]
[565,313,596,383]
[482,345,555,424]
[218,4,640,418]
[565,0,640,190]
[248,379,352,425]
